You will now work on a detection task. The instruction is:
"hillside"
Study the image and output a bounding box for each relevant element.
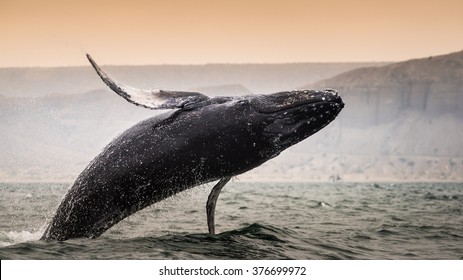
[0,62,383,98]
[311,50,463,125]
[263,50,463,182]
[303,50,463,158]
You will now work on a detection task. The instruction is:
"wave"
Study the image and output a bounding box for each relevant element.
[0,223,380,260]
[0,223,307,260]
[424,192,462,201]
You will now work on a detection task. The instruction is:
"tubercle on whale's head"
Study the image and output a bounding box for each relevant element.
[249,89,344,150]
[249,89,343,113]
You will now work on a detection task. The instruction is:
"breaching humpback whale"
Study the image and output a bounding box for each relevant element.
[41,54,344,241]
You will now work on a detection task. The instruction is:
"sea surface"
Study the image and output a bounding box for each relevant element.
[0,182,462,259]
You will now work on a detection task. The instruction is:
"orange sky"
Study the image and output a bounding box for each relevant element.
[1,0,462,66]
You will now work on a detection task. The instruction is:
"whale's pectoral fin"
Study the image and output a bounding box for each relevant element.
[86,54,210,110]
[206,177,231,234]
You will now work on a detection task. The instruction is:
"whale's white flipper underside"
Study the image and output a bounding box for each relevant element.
[87,54,210,110]
[206,177,231,234]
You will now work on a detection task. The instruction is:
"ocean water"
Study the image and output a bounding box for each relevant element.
[0,182,462,259]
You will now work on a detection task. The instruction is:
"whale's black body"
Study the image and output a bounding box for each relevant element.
[42,55,344,241]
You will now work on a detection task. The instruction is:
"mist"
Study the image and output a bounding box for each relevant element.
[0,50,462,182]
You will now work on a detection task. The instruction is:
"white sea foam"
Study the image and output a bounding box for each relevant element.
[0,229,43,247]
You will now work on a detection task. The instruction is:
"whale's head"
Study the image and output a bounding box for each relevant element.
[248,89,344,151]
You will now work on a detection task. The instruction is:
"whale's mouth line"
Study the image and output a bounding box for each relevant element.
[262,99,343,148]
[257,100,344,115]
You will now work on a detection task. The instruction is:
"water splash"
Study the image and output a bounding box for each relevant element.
[0,230,43,247]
